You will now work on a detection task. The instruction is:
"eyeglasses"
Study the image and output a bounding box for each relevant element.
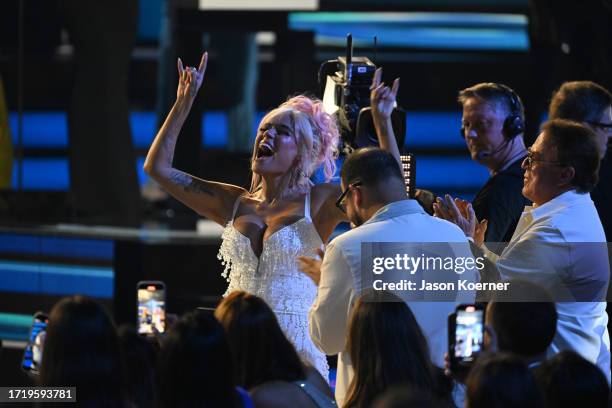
[335,181,362,213]
[523,149,564,169]
[586,121,612,132]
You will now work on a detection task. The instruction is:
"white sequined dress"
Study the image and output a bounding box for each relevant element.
[217,192,329,379]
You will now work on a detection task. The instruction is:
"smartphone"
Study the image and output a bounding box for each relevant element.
[137,281,166,336]
[21,311,49,375]
[448,304,484,373]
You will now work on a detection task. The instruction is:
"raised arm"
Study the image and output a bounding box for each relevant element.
[144,52,246,226]
[370,68,402,169]
[313,73,405,234]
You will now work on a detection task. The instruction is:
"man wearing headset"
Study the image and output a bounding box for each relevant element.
[457,83,531,246]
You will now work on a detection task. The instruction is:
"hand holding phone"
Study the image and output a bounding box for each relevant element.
[448,304,485,376]
[137,281,166,336]
[21,311,49,375]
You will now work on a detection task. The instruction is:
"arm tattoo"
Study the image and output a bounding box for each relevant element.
[185,179,215,196]
[169,171,215,196]
[162,136,177,165]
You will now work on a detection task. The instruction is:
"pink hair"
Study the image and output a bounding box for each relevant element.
[281,95,339,180]
[249,95,339,196]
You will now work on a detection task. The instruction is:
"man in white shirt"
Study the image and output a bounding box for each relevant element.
[303,148,476,405]
[435,119,611,383]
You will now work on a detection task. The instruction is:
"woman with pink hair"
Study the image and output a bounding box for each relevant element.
[145,52,398,378]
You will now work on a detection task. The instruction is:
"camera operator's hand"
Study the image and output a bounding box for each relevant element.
[176,52,208,106]
[370,67,399,121]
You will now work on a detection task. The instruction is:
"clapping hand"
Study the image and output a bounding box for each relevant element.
[415,189,436,214]
[176,52,208,103]
[433,194,487,246]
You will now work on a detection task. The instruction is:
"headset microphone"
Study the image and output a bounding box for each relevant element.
[477,138,510,160]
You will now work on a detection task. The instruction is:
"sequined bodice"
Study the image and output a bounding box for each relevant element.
[217,193,329,378]
[218,215,323,313]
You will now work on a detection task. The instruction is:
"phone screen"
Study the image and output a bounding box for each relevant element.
[137,282,166,335]
[454,306,484,362]
[22,313,49,374]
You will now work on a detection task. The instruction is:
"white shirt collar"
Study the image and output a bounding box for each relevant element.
[525,190,590,220]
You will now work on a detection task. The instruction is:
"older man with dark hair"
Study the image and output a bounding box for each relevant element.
[548,81,612,240]
[549,81,612,159]
[436,119,610,383]
[534,120,600,193]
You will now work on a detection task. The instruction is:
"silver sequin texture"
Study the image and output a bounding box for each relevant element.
[218,217,329,379]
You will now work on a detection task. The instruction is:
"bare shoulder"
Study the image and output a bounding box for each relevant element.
[312,182,341,196]
[309,183,346,241]
[310,183,341,213]
[193,180,249,221]
[155,170,249,226]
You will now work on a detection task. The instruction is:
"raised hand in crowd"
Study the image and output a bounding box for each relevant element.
[370,67,402,167]
[144,51,249,226]
[371,68,400,120]
[371,67,440,212]
[176,52,208,106]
